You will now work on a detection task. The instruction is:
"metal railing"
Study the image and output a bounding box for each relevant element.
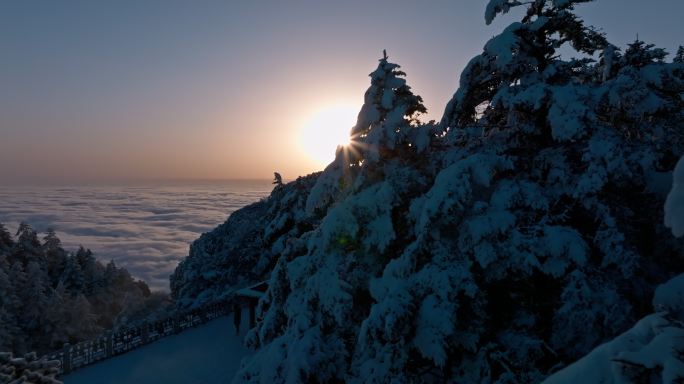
[43,299,233,376]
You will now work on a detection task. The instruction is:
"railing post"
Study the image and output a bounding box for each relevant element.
[62,343,72,374]
[173,316,181,334]
[142,322,149,344]
[105,331,113,358]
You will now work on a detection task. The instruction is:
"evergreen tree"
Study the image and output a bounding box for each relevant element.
[599,44,621,81]
[12,223,42,265]
[0,352,61,384]
[245,256,290,350]
[60,255,85,297]
[623,38,668,68]
[43,229,67,287]
[350,50,426,162]
[42,228,61,252]
[74,246,94,268]
[8,262,28,353]
[444,0,607,127]
[74,246,97,294]
[0,223,13,252]
[0,257,20,352]
[0,226,165,355]
[229,1,684,382]
[674,45,684,63]
[21,262,50,339]
[305,53,427,214]
[44,284,100,349]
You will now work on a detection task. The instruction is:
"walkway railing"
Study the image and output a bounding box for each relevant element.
[43,299,233,376]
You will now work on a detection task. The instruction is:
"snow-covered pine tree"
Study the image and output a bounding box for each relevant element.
[623,38,668,68]
[60,255,85,296]
[305,53,427,215]
[0,226,166,355]
[74,246,99,296]
[0,223,13,252]
[0,352,61,384]
[42,228,60,252]
[544,169,684,383]
[443,0,607,129]
[171,173,320,310]
[21,262,51,343]
[8,262,29,354]
[223,0,684,382]
[675,46,684,64]
[44,283,101,350]
[0,257,20,352]
[12,223,42,266]
[43,229,68,287]
[350,50,427,162]
[238,56,436,382]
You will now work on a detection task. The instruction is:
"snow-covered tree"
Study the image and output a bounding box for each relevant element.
[44,284,101,349]
[0,257,20,352]
[42,228,60,252]
[443,0,607,127]
[19,262,51,345]
[0,227,165,355]
[8,262,29,354]
[171,173,319,309]
[43,229,68,287]
[674,45,684,63]
[0,352,61,384]
[666,156,684,237]
[305,53,427,215]
[60,255,85,296]
[12,223,42,266]
[350,50,427,162]
[166,1,684,382]
[0,223,13,252]
[623,38,668,68]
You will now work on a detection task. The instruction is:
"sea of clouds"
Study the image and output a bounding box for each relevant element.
[0,181,273,291]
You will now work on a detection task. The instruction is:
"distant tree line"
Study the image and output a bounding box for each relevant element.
[0,223,170,355]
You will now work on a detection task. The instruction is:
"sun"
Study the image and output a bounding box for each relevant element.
[299,104,358,167]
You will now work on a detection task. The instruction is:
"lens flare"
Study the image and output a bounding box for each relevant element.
[299,104,358,167]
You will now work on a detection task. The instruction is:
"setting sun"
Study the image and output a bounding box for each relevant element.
[299,104,359,167]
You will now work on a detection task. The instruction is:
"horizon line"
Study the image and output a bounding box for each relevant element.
[0,177,289,187]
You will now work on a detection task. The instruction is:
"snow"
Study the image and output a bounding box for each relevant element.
[544,313,684,384]
[62,314,250,384]
[653,273,684,318]
[167,2,684,382]
[234,288,265,299]
[665,156,684,237]
[485,0,521,25]
[547,272,684,383]
[548,85,591,141]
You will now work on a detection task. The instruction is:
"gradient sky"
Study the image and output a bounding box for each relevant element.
[1,0,682,183]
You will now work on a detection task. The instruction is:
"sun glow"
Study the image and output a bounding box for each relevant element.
[299,104,359,167]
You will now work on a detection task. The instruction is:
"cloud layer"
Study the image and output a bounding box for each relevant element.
[0,181,273,291]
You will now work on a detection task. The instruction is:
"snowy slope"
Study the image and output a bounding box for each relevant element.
[62,313,250,384]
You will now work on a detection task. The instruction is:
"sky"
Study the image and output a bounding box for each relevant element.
[1,0,683,183]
